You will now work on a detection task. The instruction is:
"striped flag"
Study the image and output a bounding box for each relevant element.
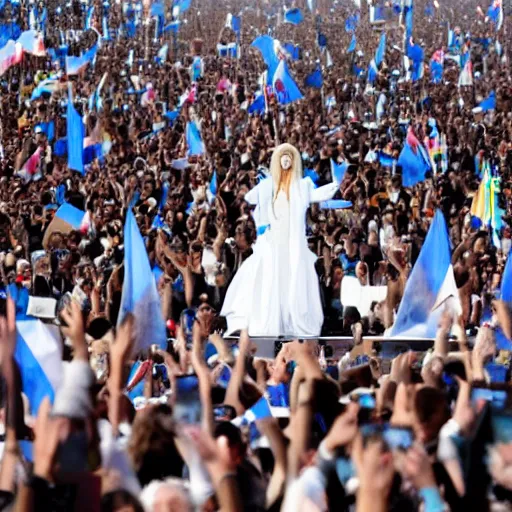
[17,147,42,183]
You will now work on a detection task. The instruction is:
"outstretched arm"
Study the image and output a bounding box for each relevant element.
[308,179,339,203]
[244,181,263,205]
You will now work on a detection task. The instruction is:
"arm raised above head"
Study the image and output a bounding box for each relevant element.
[244,181,262,205]
[307,177,339,203]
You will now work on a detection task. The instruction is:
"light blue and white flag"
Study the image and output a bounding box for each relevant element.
[15,320,63,415]
[389,210,461,338]
[65,44,97,75]
[186,121,205,156]
[85,6,94,30]
[320,200,352,209]
[118,209,167,355]
[487,0,503,32]
[501,253,512,304]
[272,60,303,104]
[232,396,273,426]
[331,159,348,184]
[207,170,217,204]
[283,7,304,25]
[31,77,59,101]
[225,13,241,36]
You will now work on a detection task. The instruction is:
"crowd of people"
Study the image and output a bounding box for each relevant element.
[0,0,512,510]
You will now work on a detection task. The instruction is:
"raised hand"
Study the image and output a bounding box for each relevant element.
[110,313,134,363]
[402,444,437,491]
[0,297,16,370]
[353,435,395,504]
[60,299,87,360]
[33,397,68,482]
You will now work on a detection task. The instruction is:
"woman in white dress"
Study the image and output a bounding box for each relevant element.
[221,143,339,337]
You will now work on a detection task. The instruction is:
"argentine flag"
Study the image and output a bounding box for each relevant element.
[15,320,63,414]
[118,210,167,355]
[389,210,461,338]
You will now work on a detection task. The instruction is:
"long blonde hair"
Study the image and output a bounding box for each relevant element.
[270,143,303,202]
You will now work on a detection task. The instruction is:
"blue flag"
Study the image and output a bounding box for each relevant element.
[398,142,430,187]
[31,78,59,101]
[236,396,273,425]
[345,14,359,32]
[487,0,503,31]
[348,33,357,53]
[118,209,167,354]
[226,13,241,36]
[248,92,265,115]
[405,0,414,40]
[163,20,180,33]
[331,159,348,184]
[186,121,205,156]
[102,15,110,40]
[368,60,378,83]
[317,32,327,48]
[251,35,280,84]
[501,253,512,304]
[272,60,303,105]
[430,59,443,84]
[304,67,323,88]
[159,182,169,211]
[209,170,217,202]
[0,22,21,48]
[284,7,304,25]
[164,109,180,124]
[407,42,425,82]
[175,0,191,12]
[15,320,63,415]
[425,2,434,16]
[283,42,300,60]
[151,1,164,17]
[390,210,460,337]
[407,41,424,63]
[304,168,319,186]
[375,32,386,67]
[85,5,94,29]
[479,90,496,112]
[320,200,352,209]
[66,44,97,75]
[378,152,396,167]
[66,94,84,175]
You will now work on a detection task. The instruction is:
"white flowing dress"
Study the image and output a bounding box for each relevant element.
[221,177,338,337]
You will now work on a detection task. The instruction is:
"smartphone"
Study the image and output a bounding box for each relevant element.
[471,386,508,410]
[213,404,237,422]
[356,393,376,425]
[443,359,467,381]
[216,363,232,389]
[492,412,512,443]
[324,344,334,358]
[360,423,414,451]
[180,309,196,348]
[358,394,376,410]
[383,426,415,451]
[443,373,456,387]
[173,374,201,424]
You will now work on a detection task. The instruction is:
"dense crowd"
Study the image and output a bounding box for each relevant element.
[0,0,512,510]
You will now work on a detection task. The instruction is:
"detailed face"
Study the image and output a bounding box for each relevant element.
[280,153,292,170]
